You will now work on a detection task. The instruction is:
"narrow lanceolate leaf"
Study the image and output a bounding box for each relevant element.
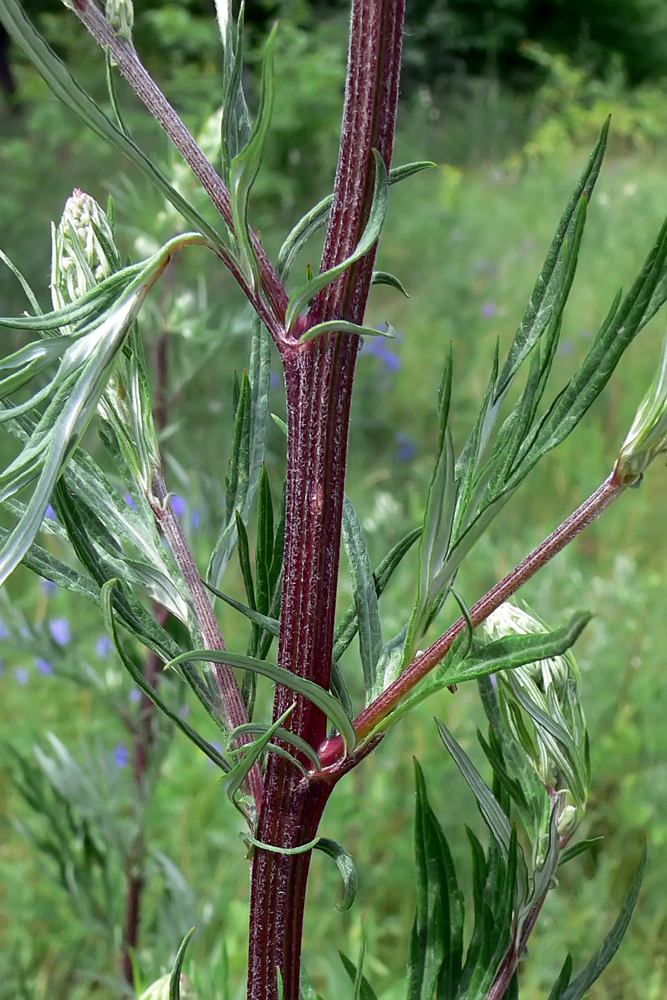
[166,649,357,751]
[0,0,228,253]
[404,346,456,661]
[338,949,379,1000]
[438,611,592,688]
[229,24,277,288]
[333,525,421,661]
[370,271,409,296]
[169,928,196,1000]
[342,497,384,701]
[556,847,647,1000]
[408,761,464,1000]
[314,838,358,912]
[223,705,295,802]
[214,0,252,182]
[299,319,395,345]
[435,719,512,860]
[285,150,389,332]
[276,160,434,282]
[0,234,202,587]
[207,317,271,588]
[100,581,231,772]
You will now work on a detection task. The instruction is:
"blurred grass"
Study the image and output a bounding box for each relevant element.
[1,39,667,1000]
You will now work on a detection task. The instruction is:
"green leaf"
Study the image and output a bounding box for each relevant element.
[338,948,379,1000]
[298,320,394,345]
[404,346,456,659]
[0,0,230,254]
[342,497,384,702]
[229,719,322,772]
[435,718,512,860]
[408,761,463,1000]
[204,581,280,635]
[557,846,647,1000]
[100,580,231,772]
[441,611,592,687]
[371,271,409,296]
[285,151,388,331]
[558,837,603,868]
[166,648,357,751]
[215,0,252,183]
[169,928,196,1000]
[314,838,358,912]
[548,955,574,1000]
[223,704,295,801]
[229,24,277,288]
[333,526,420,661]
[276,160,434,283]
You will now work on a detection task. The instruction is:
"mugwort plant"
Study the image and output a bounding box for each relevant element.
[1,0,667,996]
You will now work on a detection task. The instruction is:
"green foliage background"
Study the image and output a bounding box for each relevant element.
[1,8,667,999]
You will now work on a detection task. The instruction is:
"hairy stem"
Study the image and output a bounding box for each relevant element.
[150,471,263,809]
[319,474,626,770]
[247,1,405,997]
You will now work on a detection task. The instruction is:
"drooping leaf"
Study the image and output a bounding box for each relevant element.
[166,648,357,751]
[342,497,385,701]
[314,838,358,912]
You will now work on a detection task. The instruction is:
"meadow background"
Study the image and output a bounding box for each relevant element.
[1,1,667,997]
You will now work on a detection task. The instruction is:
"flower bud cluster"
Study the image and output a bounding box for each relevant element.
[484,601,590,842]
[51,189,120,312]
[615,333,667,485]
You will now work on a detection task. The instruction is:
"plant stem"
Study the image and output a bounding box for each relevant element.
[319,474,626,770]
[150,471,263,809]
[247,2,405,997]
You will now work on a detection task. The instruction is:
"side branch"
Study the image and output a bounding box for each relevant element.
[319,474,626,769]
[70,0,288,329]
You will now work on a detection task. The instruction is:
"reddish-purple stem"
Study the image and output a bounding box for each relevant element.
[247,2,405,998]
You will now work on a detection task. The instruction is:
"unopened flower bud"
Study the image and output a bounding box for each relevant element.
[51,190,120,311]
[140,973,197,1000]
[615,333,667,486]
[484,601,589,841]
[105,0,134,48]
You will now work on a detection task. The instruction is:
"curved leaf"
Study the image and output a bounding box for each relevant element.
[314,837,358,912]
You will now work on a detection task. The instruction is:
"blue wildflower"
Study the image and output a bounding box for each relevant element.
[124,493,137,510]
[129,687,142,703]
[114,744,131,768]
[36,657,54,676]
[171,495,186,517]
[482,302,497,319]
[362,335,402,373]
[44,504,57,520]
[0,619,7,639]
[14,667,30,685]
[192,508,201,530]
[396,432,417,462]
[49,618,71,645]
[41,579,57,595]
[96,635,114,658]
[270,371,281,389]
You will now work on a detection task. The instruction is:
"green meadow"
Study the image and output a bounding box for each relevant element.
[1,38,667,999]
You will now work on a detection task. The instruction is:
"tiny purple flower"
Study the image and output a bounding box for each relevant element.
[192,508,201,530]
[0,619,7,639]
[44,504,57,520]
[558,340,575,356]
[49,618,71,645]
[129,687,142,703]
[396,432,417,462]
[96,635,114,659]
[270,371,281,389]
[171,495,186,517]
[482,301,497,319]
[113,744,131,768]
[124,493,137,510]
[362,336,402,373]
[14,667,30,685]
[41,579,58,595]
[208,740,223,766]
[179,704,191,720]
[36,657,54,676]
